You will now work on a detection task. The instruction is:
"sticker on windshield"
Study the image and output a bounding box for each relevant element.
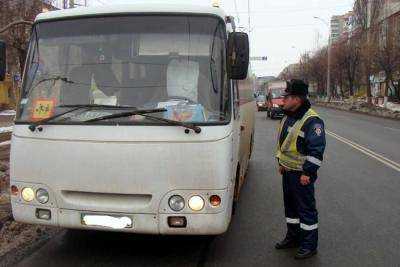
[31,99,56,121]
[165,104,205,122]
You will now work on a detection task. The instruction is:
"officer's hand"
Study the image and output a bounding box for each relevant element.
[300,175,311,185]
[279,166,285,175]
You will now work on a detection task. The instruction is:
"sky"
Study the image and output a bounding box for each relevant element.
[77,0,354,77]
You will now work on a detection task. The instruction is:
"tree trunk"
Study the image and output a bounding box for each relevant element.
[383,78,390,107]
[339,79,344,98]
[18,48,27,75]
[397,80,400,100]
[365,70,372,103]
[349,81,354,97]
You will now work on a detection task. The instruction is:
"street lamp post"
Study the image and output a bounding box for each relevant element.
[314,16,332,100]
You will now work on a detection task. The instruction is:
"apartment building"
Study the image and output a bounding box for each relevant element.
[330,11,354,42]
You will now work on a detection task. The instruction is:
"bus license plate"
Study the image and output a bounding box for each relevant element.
[81,214,133,229]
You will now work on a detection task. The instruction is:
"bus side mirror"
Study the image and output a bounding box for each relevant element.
[227,32,249,80]
[0,41,6,82]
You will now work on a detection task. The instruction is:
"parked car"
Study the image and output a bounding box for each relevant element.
[256,94,267,111]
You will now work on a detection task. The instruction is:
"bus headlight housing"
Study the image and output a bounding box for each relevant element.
[188,195,204,211]
[36,188,49,204]
[168,195,185,212]
[21,187,35,202]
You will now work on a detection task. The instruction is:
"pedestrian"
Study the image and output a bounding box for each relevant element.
[275,79,326,259]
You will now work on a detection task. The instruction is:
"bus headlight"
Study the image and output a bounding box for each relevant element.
[36,188,49,204]
[168,195,185,212]
[21,187,35,202]
[188,195,204,211]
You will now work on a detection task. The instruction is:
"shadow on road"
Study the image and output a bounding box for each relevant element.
[18,229,216,266]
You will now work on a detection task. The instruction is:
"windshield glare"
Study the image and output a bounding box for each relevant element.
[18,16,229,124]
[270,89,284,99]
[257,95,265,101]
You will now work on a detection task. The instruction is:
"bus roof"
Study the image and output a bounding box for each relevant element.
[35,3,227,23]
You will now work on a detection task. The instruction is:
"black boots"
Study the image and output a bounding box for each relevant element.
[294,248,318,259]
[274,238,299,249]
[275,238,317,259]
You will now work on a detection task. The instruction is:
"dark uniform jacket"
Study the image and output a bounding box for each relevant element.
[278,100,326,177]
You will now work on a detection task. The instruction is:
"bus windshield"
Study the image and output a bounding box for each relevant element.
[270,89,285,99]
[17,15,229,124]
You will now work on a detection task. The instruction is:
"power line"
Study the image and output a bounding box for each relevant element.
[247,0,251,32]
[225,4,351,15]
[253,24,321,29]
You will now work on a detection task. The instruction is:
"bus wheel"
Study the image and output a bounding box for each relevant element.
[231,196,238,217]
[249,133,254,160]
[232,166,241,216]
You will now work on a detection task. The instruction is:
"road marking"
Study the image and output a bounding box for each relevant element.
[326,130,400,172]
[383,126,400,132]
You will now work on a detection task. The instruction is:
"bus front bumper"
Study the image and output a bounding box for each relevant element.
[11,202,231,235]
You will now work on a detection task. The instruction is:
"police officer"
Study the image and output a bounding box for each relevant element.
[275,79,326,259]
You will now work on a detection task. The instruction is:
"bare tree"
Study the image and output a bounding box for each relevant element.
[373,18,400,101]
[0,0,53,74]
[346,41,361,97]
[331,43,346,97]
[353,0,384,103]
[331,38,364,98]
[298,52,311,83]
[308,48,328,96]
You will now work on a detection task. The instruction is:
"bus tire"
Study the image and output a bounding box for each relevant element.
[249,133,254,160]
[231,196,238,217]
[232,165,241,216]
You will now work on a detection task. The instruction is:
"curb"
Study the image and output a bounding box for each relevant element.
[314,102,400,121]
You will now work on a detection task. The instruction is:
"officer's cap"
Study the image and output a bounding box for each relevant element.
[283,79,309,97]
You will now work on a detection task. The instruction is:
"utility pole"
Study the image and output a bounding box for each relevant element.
[327,36,332,100]
[313,16,331,100]
[247,0,251,37]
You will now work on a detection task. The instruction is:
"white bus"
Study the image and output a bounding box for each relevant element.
[1,3,255,235]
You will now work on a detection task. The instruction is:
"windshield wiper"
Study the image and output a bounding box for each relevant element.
[28,104,137,132]
[31,75,75,92]
[28,105,88,132]
[85,108,202,134]
[59,104,137,109]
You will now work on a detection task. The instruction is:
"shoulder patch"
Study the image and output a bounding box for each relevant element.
[313,123,323,136]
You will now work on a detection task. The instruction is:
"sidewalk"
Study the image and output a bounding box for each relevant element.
[313,99,400,120]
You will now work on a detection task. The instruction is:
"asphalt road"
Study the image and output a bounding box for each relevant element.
[16,106,400,267]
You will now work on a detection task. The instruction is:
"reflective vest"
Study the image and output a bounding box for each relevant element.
[276,108,320,171]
